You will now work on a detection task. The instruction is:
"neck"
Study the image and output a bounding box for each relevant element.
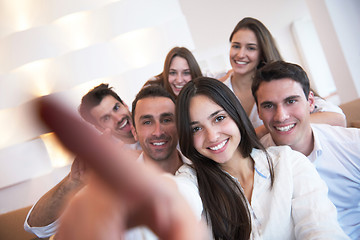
[221,152,254,202]
[231,71,254,90]
[144,150,183,175]
[291,127,314,157]
[120,136,137,145]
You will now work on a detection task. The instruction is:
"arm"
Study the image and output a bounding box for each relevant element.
[38,96,207,240]
[311,96,346,127]
[25,156,86,236]
[310,111,346,127]
[290,150,349,239]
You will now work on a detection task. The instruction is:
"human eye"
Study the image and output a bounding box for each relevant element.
[162,117,173,124]
[114,103,120,111]
[262,103,273,109]
[169,71,177,76]
[183,70,191,76]
[215,115,225,122]
[102,115,110,122]
[286,99,297,104]
[247,45,257,51]
[142,120,151,125]
[192,126,202,134]
[231,44,240,49]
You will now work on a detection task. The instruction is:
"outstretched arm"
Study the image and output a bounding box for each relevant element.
[38,95,207,240]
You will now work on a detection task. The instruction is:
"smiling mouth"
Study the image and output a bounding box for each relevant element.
[173,85,184,90]
[118,118,129,130]
[208,139,228,151]
[152,141,166,146]
[275,124,295,132]
[235,60,248,65]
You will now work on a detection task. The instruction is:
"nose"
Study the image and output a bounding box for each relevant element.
[152,121,164,137]
[113,112,123,123]
[274,105,289,122]
[206,127,219,143]
[174,73,183,83]
[237,47,246,58]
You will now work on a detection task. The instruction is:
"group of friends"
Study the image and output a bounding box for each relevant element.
[25,17,359,240]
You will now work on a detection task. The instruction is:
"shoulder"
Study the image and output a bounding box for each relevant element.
[312,123,360,142]
[253,146,310,172]
[260,133,275,147]
[175,164,197,183]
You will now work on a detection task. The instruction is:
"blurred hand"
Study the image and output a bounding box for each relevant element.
[38,95,208,240]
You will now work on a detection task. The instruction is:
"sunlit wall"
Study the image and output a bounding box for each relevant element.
[0,0,195,213]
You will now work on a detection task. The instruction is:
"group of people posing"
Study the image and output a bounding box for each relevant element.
[26,17,359,240]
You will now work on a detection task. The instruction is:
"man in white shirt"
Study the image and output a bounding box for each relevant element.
[25,85,186,239]
[251,60,360,239]
[130,85,185,175]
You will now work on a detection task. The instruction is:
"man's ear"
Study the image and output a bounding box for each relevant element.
[308,91,316,113]
[131,126,138,141]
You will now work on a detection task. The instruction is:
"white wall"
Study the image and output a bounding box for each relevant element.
[306,0,360,103]
[179,0,309,74]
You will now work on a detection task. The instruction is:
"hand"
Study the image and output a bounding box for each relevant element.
[38,95,208,240]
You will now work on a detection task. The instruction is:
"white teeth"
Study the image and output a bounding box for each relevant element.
[152,142,165,146]
[235,61,247,65]
[174,85,183,89]
[209,139,228,151]
[275,124,295,132]
[118,119,128,129]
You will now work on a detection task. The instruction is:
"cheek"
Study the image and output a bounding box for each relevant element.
[168,75,175,84]
[184,75,192,82]
[192,134,203,151]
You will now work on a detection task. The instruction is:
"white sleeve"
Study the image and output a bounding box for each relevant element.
[313,96,345,116]
[173,167,203,220]
[23,203,59,238]
[290,150,349,239]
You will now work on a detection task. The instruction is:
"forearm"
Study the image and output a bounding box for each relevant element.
[310,112,346,127]
[27,174,84,227]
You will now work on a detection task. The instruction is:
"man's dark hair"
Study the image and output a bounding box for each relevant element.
[79,83,124,126]
[132,85,175,128]
[252,61,311,104]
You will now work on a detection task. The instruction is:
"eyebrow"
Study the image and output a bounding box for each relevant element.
[231,42,257,46]
[190,109,223,125]
[161,112,174,118]
[139,112,174,120]
[259,95,301,107]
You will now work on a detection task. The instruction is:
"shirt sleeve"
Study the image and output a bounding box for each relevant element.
[23,203,59,238]
[313,96,345,116]
[173,166,203,220]
[290,150,350,239]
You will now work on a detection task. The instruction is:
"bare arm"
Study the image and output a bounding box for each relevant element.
[310,112,346,127]
[27,157,86,227]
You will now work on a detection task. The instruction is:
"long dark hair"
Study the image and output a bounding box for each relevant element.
[143,47,202,98]
[176,77,274,240]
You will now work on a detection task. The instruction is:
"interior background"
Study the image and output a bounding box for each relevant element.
[0,0,359,214]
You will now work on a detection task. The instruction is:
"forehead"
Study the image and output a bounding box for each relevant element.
[231,28,257,43]
[134,96,175,119]
[189,95,220,119]
[170,56,189,69]
[90,95,124,118]
[257,78,305,101]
